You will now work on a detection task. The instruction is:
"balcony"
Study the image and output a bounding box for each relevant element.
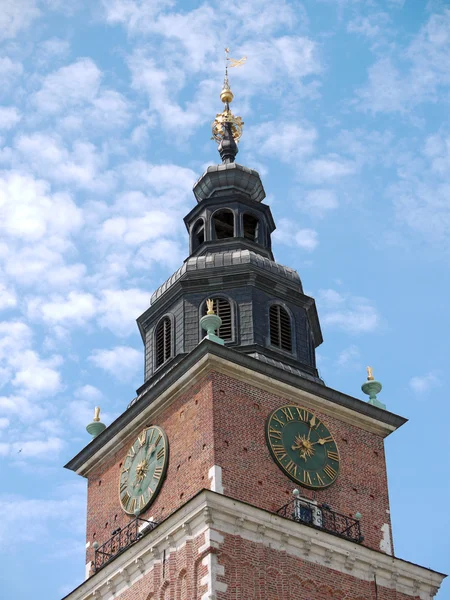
[93,517,158,573]
[276,492,364,544]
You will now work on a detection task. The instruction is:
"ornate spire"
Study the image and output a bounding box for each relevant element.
[212,49,245,164]
[361,366,386,410]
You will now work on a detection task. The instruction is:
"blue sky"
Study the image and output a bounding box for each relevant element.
[0,0,449,598]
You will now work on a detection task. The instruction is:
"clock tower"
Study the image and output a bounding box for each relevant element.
[63,68,445,600]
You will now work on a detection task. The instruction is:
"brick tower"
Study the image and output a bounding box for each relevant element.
[63,68,445,600]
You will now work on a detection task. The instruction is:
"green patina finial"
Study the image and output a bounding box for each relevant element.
[86,406,106,439]
[362,366,386,410]
[200,299,224,345]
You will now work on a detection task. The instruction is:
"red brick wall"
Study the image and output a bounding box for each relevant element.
[216,531,415,600]
[210,372,392,553]
[104,529,414,600]
[115,531,208,600]
[85,368,393,566]
[86,374,215,565]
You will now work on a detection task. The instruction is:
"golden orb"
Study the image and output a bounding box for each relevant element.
[220,87,234,103]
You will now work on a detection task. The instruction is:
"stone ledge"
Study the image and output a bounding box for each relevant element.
[62,490,445,600]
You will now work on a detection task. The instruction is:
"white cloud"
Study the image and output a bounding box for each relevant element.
[336,345,360,368]
[33,58,101,113]
[301,189,339,217]
[15,133,115,193]
[303,155,357,183]
[0,0,40,41]
[250,121,317,164]
[11,351,62,396]
[12,436,64,458]
[0,171,83,241]
[27,291,97,327]
[0,417,10,429]
[0,107,21,129]
[98,289,149,336]
[356,10,450,113]
[273,218,319,252]
[317,288,381,334]
[89,346,142,382]
[409,372,439,394]
[347,12,391,40]
[0,283,16,310]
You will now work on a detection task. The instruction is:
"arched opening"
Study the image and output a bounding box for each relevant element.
[155,316,172,368]
[269,304,292,352]
[243,213,259,242]
[203,298,233,341]
[192,219,205,251]
[213,210,234,240]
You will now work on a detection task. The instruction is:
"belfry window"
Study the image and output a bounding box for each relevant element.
[192,219,205,251]
[243,214,259,242]
[213,210,234,239]
[269,304,292,352]
[155,317,172,368]
[203,298,233,341]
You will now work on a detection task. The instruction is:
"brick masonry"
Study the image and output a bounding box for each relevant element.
[85,368,393,571]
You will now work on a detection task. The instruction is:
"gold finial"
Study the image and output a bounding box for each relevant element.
[212,48,245,146]
[206,299,215,315]
[93,406,101,422]
[367,366,374,381]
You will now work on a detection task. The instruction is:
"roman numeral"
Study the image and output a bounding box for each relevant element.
[324,464,337,480]
[269,427,282,441]
[129,497,137,514]
[297,408,309,422]
[121,492,131,508]
[272,413,285,427]
[154,434,162,447]
[138,431,146,446]
[139,495,146,509]
[153,466,163,480]
[316,473,325,486]
[272,445,287,460]
[120,481,128,494]
[302,471,312,485]
[281,407,294,422]
[285,460,297,477]
[327,451,339,461]
[157,448,165,461]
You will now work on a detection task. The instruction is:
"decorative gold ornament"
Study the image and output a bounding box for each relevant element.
[206,299,215,315]
[212,110,244,143]
[367,366,374,381]
[93,406,101,422]
[211,47,245,144]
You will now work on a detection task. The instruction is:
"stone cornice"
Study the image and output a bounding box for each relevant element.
[65,342,407,476]
[62,491,445,600]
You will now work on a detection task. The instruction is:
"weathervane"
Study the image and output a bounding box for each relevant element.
[212,48,246,159]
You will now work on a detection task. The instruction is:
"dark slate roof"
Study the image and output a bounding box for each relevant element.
[248,352,323,383]
[193,162,266,203]
[150,249,301,305]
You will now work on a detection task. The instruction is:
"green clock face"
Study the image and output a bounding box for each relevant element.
[266,404,340,489]
[119,425,169,515]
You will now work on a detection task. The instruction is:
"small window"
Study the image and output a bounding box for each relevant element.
[155,317,172,367]
[213,210,234,239]
[203,298,233,341]
[243,214,259,242]
[192,219,205,251]
[269,305,292,352]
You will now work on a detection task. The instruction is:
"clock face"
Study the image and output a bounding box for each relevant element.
[119,425,169,515]
[266,404,339,489]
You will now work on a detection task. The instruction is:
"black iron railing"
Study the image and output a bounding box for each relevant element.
[93,517,158,572]
[277,497,363,543]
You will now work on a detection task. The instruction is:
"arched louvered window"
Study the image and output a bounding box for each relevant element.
[192,219,205,251]
[269,304,292,352]
[203,298,233,341]
[213,210,234,239]
[243,213,259,242]
[155,316,172,368]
